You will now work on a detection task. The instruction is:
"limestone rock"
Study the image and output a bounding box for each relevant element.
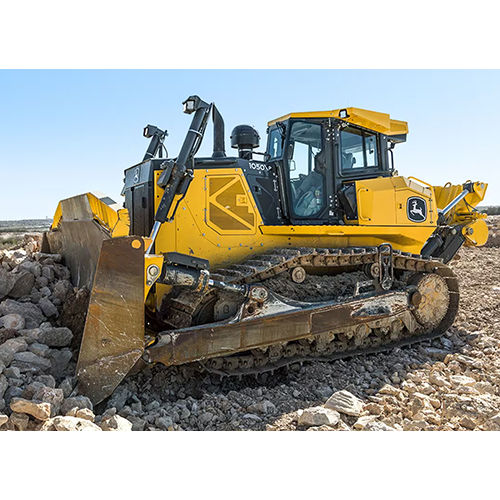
[364,402,383,415]
[10,397,51,421]
[75,408,95,422]
[403,419,429,431]
[354,415,378,430]
[410,393,435,416]
[298,406,340,428]
[442,394,499,423]
[0,414,8,428]
[473,381,496,395]
[364,421,396,431]
[325,390,364,417]
[44,416,102,431]
[429,370,451,388]
[449,375,476,388]
[379,384,402,397]
[100,414,133,431]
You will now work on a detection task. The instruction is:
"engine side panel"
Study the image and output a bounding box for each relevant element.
[152,168,438,273]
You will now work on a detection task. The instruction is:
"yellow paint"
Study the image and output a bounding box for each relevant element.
[268,107,408,136]
[462,218,489,247]
[52,171,487,315]
[51,192,130,237]
[152,169,442,270]
[144,253,164,301]
[434,181,488,224]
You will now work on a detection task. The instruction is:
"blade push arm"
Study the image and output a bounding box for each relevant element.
[147,96,211,253]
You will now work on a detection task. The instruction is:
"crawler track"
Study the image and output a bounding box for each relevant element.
[153,247,459,376]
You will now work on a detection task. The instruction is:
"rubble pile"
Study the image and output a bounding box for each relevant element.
[0,236,110,431]
[485,215,500,247]
[1,230,500,431]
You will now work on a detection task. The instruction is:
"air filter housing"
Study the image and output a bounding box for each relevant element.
[230,125,260,159]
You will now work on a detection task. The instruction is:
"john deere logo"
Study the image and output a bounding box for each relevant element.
[407,196,427,223]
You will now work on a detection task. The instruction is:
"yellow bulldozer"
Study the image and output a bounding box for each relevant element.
[43,95,488,404]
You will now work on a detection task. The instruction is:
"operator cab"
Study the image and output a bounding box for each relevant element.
[266,108,407,225]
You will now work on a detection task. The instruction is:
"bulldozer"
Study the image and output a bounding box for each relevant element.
[44,95,489,404]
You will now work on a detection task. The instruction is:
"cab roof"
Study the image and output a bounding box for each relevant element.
[268,107,408,137]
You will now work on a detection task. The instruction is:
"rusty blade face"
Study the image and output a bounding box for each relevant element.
[45,220,111,289]
[76,236,145,405]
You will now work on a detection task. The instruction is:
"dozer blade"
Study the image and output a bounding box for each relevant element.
[43,192,129,288]
[43,194,115,288]
[76,236,145,404]
[44,219,111,288]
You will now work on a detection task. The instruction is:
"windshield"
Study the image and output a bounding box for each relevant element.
[267,127,283,159]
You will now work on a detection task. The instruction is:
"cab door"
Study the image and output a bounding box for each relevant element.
[283,119,335,225]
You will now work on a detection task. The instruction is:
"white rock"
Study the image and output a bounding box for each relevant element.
[364,421,396,431]
[429,371,451,388]
[43,416,102,431]
[298,406,340,428]
[354,415,378,430]
[449,375,476,387]
[379,384,401,397]
[100,414,133,431]
[325,390,364,417]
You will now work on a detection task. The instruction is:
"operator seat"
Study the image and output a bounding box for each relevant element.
[294,154,325,216]
[342,152,355,170]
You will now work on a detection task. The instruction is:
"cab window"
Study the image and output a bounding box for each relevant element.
[267,127,283,159]
[340,127,379,171]
[286,121,325,217]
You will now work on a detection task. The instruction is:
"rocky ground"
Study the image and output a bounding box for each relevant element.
[1,220,500,431]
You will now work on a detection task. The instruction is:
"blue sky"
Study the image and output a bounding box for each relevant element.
[0,70,498,220]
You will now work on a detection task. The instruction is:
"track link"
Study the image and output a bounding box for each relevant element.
[156,246,459,377]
